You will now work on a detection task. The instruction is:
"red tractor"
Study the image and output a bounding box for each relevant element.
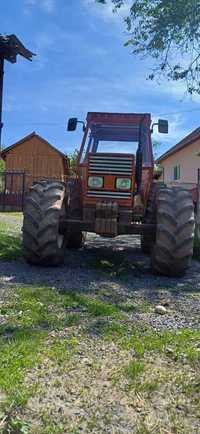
[22,112,195,276]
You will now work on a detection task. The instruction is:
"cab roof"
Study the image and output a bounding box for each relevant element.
[86,112,151,127]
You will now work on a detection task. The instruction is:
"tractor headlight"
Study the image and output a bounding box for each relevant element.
[88,176,103,188]
[116,178,131,190]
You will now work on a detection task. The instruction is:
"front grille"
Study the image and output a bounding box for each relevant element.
[87,190,132,199]
[89,155,133,175]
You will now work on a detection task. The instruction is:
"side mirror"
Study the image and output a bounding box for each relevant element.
[67,118,78,131]
[158,119,168,134]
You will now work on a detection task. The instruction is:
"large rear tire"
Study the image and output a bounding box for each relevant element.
[151,187,195,276]
[22,180,66,265]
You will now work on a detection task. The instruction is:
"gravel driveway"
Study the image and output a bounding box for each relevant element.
[0,213,200,331]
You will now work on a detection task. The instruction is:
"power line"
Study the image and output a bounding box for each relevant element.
[158,107,200,117]
[4,106,200,126]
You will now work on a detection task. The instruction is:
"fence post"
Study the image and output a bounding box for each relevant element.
[196,169,200,239]
[22,171,26,211]
[3,171,6,211]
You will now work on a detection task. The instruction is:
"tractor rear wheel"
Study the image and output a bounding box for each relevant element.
[23,180,66,265]
[151,187,195,276]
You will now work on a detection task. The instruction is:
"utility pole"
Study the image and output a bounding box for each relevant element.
[0,34,35,153]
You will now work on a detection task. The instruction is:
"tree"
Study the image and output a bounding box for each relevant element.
[96,0,200,94]
[152,139,162,178]
[152,139,160,160]
[68,149,79,175]
[0,158,5,172]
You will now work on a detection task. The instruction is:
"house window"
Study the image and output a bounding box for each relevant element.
[173,164,181,180]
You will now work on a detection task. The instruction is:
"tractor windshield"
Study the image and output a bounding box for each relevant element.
[80,122,152,166]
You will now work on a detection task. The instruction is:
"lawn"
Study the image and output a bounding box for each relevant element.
[0,214,22,261]
[0,213,199,433]
[0,285,199,434]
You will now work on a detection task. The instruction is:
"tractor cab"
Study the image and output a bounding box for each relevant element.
[68,112,154,207]
[69,112,153,164]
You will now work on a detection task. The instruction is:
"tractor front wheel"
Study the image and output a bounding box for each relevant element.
[151,187,195,276]
[23,180,66,265]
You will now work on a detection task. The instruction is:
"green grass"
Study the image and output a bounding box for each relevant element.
[102,321,200,365]
[38,413,66,434]
[0,287,81,331]
[0,286,82,434]
[0,212,22,218]
[0,221,22,260]
[124,361,145,380]
[118,300,151,313]
[129,328,200,364]
[111,325,200,406]
[0,286,132,408]
[0,215,199,432]
[0,286,82,410]
[46,336,78,364]
[0,329,45,407]
[70,293,123,318]
[0,284,199,433]
[2,415,31,434]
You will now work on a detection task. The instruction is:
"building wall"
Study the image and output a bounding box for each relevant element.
[160,139,200,188]
[5,135,68,191]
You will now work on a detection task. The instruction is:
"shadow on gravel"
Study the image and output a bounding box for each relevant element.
[0,234,200,303]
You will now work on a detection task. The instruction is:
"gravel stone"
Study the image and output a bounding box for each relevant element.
[155,305,167,315]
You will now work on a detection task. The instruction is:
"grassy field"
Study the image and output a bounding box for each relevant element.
[0,285,199,433]
[0,214,22,261]
[0,213,199,433]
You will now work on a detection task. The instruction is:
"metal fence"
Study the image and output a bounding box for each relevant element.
[0,171,25,211]
[0,171,68,211]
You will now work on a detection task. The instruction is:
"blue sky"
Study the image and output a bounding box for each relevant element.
[1,0,200,157]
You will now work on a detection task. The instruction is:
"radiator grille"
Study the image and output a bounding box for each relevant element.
[89,155,133,175]
[87,190,132,199]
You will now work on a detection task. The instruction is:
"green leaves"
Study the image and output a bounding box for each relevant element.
[96,0,200,94]
[68,148,79,175]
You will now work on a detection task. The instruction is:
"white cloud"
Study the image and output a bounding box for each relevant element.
[152,114,186,145]
[82,0,131,26]
[25,0,55,13]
